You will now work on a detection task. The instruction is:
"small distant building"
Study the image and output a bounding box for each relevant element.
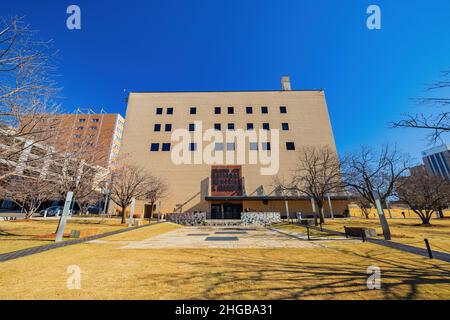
[422,144,450,180]
[37,109,125,168]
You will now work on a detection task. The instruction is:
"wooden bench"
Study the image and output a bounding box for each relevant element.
[70,228,100,239]
[344,226,377,240]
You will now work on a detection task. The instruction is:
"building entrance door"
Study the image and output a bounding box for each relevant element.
[223,203,242,219]
[211,204,222,219]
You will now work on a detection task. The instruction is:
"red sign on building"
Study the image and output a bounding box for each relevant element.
[211,165,243,196]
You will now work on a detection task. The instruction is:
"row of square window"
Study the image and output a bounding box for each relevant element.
[75,126,98,130]
[79,118,100,123]
[150,142,296,152]
[154,123,290,132]
[156,106,287,115]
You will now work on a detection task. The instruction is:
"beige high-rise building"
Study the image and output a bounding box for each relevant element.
[119,77,349,219]
[47,111,125,168]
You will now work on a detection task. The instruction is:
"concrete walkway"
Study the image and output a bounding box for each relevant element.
[0,223,154,263]
[90,225,321,249]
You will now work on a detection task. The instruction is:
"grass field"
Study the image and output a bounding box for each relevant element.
[301,216,450,254]
[0,218,132,254]
[0,222,449,300]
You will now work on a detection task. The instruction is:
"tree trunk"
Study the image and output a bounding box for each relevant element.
[437,210,444,219]
[149,202,154,223]
[319,205,325,224]
[121,205,127,224]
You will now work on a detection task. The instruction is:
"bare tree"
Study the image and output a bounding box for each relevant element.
[1,175,56,218]
[341,145,410,239]
[144,176,168,222]
[391,69,450,143]
[342,145,410,207]
[109,163,152,224]
[280,146,342,224]
[352,194,373,219]
[0,16,60,181]
[395,173,450,225]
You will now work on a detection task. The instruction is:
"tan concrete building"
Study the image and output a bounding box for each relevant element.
[119,77,349,219]
[46,111,125,168]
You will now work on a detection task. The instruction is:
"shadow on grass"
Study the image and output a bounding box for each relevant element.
[134,247,450,300]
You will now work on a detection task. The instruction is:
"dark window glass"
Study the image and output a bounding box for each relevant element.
[280,106,287,113]
[249,142,258,151]
[228,123,235,130]
[228,107,234,114]
[165,124,172,132]
[167,107,173,115]
[189,143,197,151]
[156,108,163,115]
[247,123,254,130]
[79,119,86,123]
[261,106,268,114]
[215,143,224,151]
[150,143,159,152]
[214,123,221,131]
[189,123,195,131]
[226,143,235,151]
[262,142,271,151]
[162,143,171,151]
[263,123,270,130]
[286,142,295,150]
[215,107,221,114]
[282,123,289,131]
[246,106,253,114]
[190,107,196,114]
[154,124,161,132]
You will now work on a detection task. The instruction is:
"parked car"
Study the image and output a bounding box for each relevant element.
[38,206,63,217]
[87,205,103,214]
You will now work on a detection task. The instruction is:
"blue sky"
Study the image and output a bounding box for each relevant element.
[2,0,450,160]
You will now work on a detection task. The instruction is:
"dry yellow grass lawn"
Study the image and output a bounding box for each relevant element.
[307,217,450,254]
[0,218,130,254]
[0,222,449,300]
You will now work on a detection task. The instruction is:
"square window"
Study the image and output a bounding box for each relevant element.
[263,123,270,130]
[189,123,195,131]
[226,143,235,151]
[228,106,234,114]
[154,124,161,132]
[247,123,254,130]
[246,106,253,114]
[261,106,268,114]
[156,108,163,115]
[227,123,235,130]
[215,107,221,114]
[249,142,258,151]
[162,143,171,151]
[280,106,287,113]
[215,143,224,151]
[167,107,173,115]
[262,142,271,151]
[214,123,221,131]
[189,143,197,151]
[190,107,196,114]
[286,142,295,150]
[165,124,172,132]
[282,123,289,131]
[150,143,159,152]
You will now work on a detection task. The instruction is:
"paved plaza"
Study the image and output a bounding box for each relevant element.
[89,225,323,249]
